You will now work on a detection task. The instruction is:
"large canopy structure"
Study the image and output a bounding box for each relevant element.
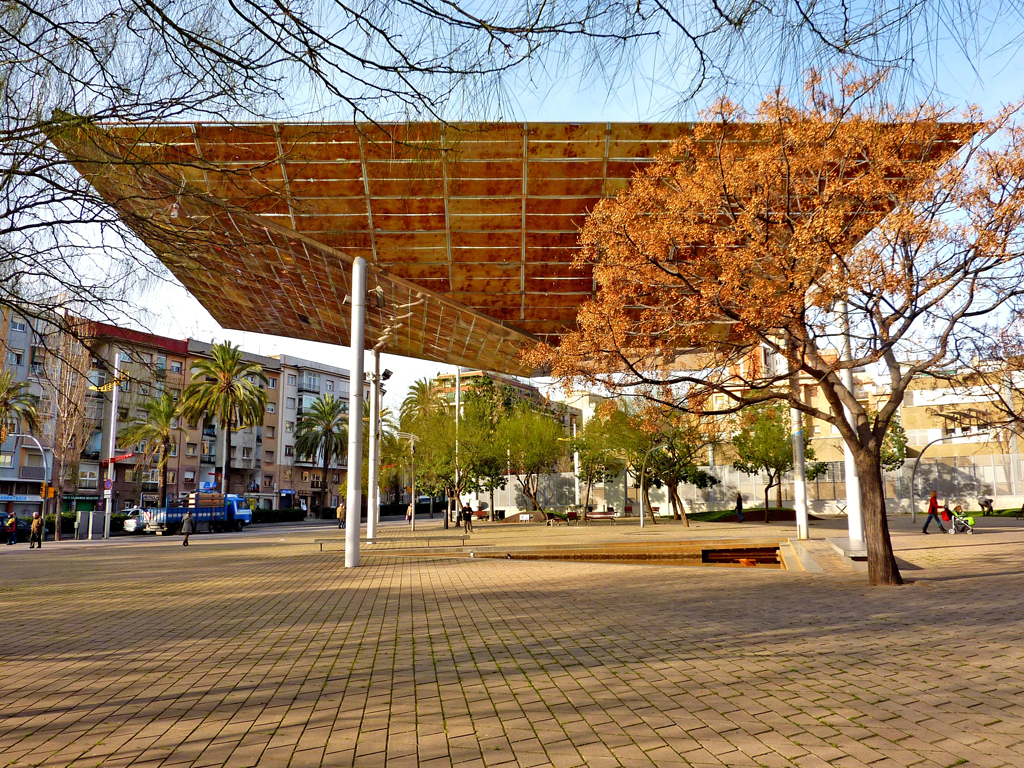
[50,120,970,376]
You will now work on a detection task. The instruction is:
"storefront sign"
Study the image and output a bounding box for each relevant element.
[0,494,42,502]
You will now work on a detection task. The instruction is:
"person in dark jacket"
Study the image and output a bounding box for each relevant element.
[734,492,745,523]
[181,510,195,546]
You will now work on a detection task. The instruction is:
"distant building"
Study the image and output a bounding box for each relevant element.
[434,369,583,432]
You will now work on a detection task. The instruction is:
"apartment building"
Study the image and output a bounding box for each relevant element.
[434,369,583,433]
[273,355,360,513]
[1,311,57,517]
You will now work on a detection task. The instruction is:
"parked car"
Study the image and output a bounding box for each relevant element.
[121,508,145,533]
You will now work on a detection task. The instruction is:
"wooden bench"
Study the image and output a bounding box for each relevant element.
[585,509,616,524]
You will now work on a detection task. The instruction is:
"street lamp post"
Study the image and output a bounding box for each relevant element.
[395,432,418,531]
[909,431,990,523]
[8,433,49,534]
[638,442,669,529]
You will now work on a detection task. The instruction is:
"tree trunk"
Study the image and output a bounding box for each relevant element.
[519,475,545,521]
[776,480,783,511]
[488,488,494,522]
[159,440,169,507]
[763,480,771,523]
[671,486,689,527]
[322,449,330,517]
[223,415,232,495]
[668,481,681,520]
[857,451,903,586]
[642,482,656,524]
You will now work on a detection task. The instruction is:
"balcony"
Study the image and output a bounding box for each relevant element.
[19,466,47,480]
[297,377,320,394]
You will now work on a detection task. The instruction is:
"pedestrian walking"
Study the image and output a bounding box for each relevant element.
[462,502,474,534]
[336,499,346,529]
[406,502,413,524]
[181,510,195,546]
[734,492,745,523]
[5,510,16,545]
[922,490,946,534]
[29,512,43,549]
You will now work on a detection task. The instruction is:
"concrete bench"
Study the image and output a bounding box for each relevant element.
[584,510,616,524]
[313,536,468,552]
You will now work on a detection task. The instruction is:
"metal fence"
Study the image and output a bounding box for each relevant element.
[472,453,1024,516]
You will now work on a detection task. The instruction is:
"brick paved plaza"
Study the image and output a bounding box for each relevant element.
[2,516,1023,768]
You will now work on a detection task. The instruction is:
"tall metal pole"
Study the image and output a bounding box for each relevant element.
[345,258,366,567]
[366,349,380,541]
[786,342,809,540]
[101,352,121,540]
[11,433,49,533]
[410,440,416,532]
[838,299,864,543]
[454,367,461,524]
[572,421,580,507]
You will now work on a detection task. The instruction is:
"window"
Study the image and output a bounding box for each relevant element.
[88,369,107,390]
[170,417,179,430]
[286,397,296,409]
[6,350,23,366]
[124,470,136,482]
[153,381,165,397]
[283,468,292,481]
[10,320,26,333]
[141,353,152,364]
[263,474,274,487]
[266,402,276,414]
[138,381,151,396]
[170,360,182,374]
[186,442,197,457]
[168,444,178,457]
[119,349,132,363]
[134,408,147,421]
[326,380,334,392]
[286,374,297,386]
[268,377,277,389]
[332,473,340,483]
[119,379,130,393]
[184,470,196,483]
[79,469,99,489]
[156,354,167,370]
[285,421,294,433]
[166,471,176,484]
[230,446,237,458]
[169,388,180,401]
[0,453,13,468]
[285,445,294,457]
[242,447,252,459]
[303,373,319,390]
[266,426,275,439]
[301,471,310,482]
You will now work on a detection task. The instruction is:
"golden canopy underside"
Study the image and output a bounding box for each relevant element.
[49,120,971,377]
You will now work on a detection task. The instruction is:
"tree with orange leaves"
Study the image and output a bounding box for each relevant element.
[532,71,1024,586]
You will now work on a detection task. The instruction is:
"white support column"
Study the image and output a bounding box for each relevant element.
[345,258,366,567]
[790,405,809,540]
[838,300,864,543]
[367,349,380,541]
[102,352,121,539]
[572,422,580,507]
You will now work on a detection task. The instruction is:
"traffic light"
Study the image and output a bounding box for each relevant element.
[47,486,56,498]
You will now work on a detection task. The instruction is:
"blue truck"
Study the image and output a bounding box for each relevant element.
[141,494,252,534]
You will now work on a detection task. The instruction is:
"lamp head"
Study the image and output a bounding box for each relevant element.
[382,369,393,381]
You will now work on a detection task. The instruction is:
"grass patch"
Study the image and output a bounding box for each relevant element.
[688,507,793,522]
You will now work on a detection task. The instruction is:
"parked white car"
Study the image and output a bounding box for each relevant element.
[121,508,146,533]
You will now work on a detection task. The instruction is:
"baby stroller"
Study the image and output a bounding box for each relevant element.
[945,505,974,535]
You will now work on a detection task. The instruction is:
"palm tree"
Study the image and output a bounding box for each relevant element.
[0,370,39,440]
[178,342,268,494]
[293,394,348,513]
[120,392,178,507]
[399,377,445,431]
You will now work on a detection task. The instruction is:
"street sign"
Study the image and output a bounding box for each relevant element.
[103,478,113,491]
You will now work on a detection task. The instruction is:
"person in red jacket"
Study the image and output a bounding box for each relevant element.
[923,490,947,534]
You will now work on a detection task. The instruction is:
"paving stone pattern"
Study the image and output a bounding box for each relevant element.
[2,517,1023,768]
